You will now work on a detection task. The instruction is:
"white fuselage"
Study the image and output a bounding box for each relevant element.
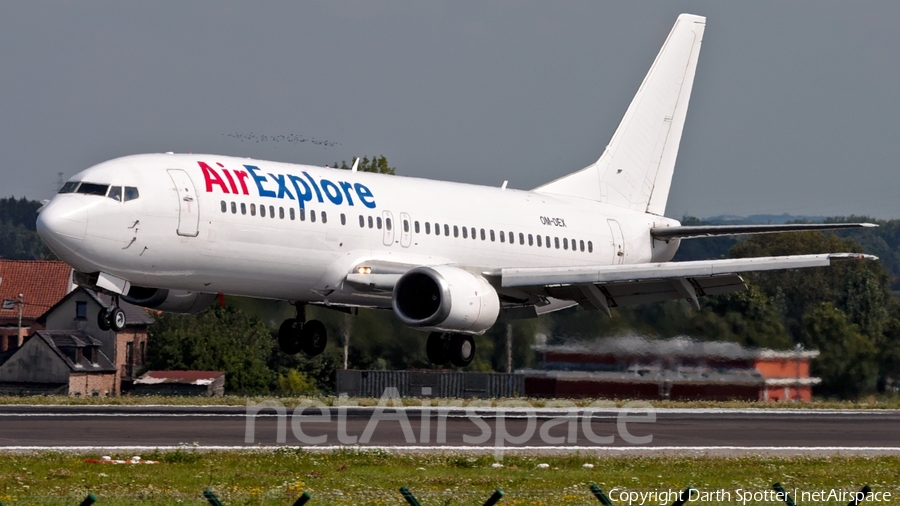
[38,153,681,307]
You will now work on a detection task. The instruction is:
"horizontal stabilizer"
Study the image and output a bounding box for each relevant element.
[651,222,878,240]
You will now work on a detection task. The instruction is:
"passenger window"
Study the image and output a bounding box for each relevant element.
[528,234,533,246]
[279,207,285,219]
[403,220,409,233]
[580,240,585,252]
[546,236,551,248]
[220,201,226,213]
[536,235,542,247]
[250,203,257,216]
[359,215,365,228]
[376,217,382,229]
[368,216,373,228]
[290,208,295,220]
[462,227,467,239]
[231,202,237,214]
[563,238,568,250]
[415,221,420,233]
[300,208,306,221]
[311,210,317,223]
[490,230,495,242]
[341,213,346,225]
[554,237,560,249]
[519,233,525,245]
[471,227,476,239]
[444,224,450,236]
[241,203,247,215]
[260,205,266,218]
[59,182,79,194]
[108,186,123,202]
[588,241,593,253]
[453,225,459,238]
[435,223,440,236]
[269,205,275,218]
[321,211,327,224]
[386,218,392,230]
[500,231,505,243]
[77,183,109,196]
[480,229,486,240]
[425,222,431,234]
[124,187,139,201]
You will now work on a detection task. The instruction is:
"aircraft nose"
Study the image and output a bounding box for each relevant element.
[36,197,88,253]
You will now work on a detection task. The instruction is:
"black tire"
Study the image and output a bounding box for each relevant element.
[449,334,476,367]
[110,308,127,332]
[301,319,327,356]
[277,318,303,355]
[426,332,450,366]
[97,308,112,331]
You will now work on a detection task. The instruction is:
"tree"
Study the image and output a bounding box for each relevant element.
[146,306,274,394]
[802,303,878,398]
[335,155,396,175]
[0,197,54,260]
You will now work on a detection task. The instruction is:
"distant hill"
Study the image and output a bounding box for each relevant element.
[701,213,827,225]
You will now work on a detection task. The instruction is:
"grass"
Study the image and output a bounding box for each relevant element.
[0,450,897,505]
[0,394,898,409]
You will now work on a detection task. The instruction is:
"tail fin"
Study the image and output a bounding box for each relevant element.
[534,14,705,216]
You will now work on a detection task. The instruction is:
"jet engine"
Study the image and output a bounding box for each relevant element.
[392,265,500,334]
[122,286,216,314]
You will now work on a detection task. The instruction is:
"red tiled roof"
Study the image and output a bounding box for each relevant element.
[0,260,73,320]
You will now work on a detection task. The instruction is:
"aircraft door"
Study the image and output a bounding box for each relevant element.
[382,210,395,246]
[399,212,412,248]
[167,169,200,237]
[607,219,625,264]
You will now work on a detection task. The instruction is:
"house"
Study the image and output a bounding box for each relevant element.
[36,286,153,393]
[0,330,116,396]
[524,336,821,402]
[0,260,74,352]
[132,371,226,397]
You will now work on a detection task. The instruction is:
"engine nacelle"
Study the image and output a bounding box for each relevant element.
[122,286,216,314]
[392,265,500,334]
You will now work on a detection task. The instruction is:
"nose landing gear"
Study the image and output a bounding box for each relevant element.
[277,303,328,356]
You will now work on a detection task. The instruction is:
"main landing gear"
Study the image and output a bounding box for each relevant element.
[278,304,327,356]
[97,300,126,332]
[426,332,476,367]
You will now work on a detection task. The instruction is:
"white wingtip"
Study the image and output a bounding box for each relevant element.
[351,158,359,172]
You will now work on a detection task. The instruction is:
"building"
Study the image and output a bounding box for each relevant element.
[132,371,225,397]
[36,286,153,393]
[0,260,74,352]
[0,330,116,396]
[525,336,820,402]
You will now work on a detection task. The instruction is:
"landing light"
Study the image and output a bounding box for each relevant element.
[357,266,372,275]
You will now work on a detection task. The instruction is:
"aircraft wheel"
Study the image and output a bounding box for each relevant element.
[426,332,450,366]
[110,308,127,332]
[301,319,327,356]
[449,334,476,367]
[97,308,112,331]
[277,318,303,355]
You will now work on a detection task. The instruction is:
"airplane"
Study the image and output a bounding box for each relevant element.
[36,14,876,367]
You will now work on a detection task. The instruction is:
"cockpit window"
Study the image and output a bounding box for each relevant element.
[76,183,109,196]
[59,182,80,194]
[107,186,123,202]
[124,187,139,202]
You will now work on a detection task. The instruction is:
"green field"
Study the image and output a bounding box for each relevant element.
[0,451,897,505]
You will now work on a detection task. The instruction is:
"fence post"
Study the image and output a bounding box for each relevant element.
[400,486,423,506]
[203,489,225,506]
[590,484,615,506]
[773,483,797,506]
[78,494,97,506]
[292,491,312,506]
[483,489,504,506]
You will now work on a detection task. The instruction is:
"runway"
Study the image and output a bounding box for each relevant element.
[1,405,898,455]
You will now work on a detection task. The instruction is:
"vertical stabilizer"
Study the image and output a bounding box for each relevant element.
[534,14,705,216]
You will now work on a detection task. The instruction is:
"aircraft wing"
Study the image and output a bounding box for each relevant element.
[650,222,876,240]
[494,253,876,313]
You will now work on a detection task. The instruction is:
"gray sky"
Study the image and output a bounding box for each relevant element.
[3,2,899,219]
